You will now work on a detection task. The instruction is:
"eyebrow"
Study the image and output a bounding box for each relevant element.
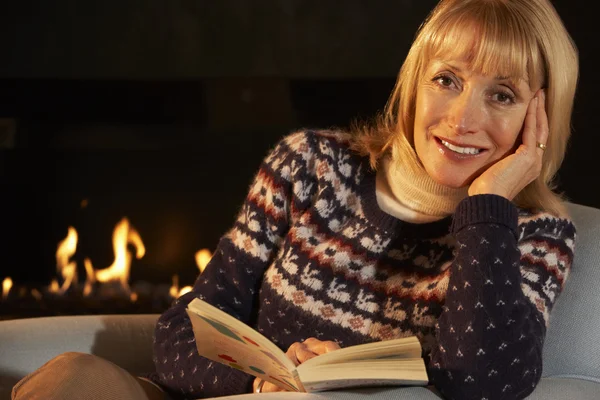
[439,62,528,87]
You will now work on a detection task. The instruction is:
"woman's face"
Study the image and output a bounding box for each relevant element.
[413,57,536,188]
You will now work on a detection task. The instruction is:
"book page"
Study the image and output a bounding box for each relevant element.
[297,359,429,392]
[186,298,300,392]
[298,336,423,370]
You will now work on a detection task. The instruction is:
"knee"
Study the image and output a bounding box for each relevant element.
[12,352,132,400]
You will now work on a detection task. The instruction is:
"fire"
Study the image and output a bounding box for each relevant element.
[195,249,212,273]
[49,279,60,293]
[31,288,42,301]
[47,215,212,302]
[86,217,145,295]
[170,275,193,299]
[170,275,181,298]
[178,286,193,296]
[2,277,13,300]
[82,258,95,296]
[169,248,212,298]
[54,227,79,294]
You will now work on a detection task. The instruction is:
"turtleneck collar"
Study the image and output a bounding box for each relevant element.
[376,155,468,220]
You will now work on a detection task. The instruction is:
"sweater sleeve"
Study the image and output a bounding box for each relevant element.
[428,194,576,400]
[152,132,316,399]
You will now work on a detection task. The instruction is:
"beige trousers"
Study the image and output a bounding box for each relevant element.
[12,352,170,400]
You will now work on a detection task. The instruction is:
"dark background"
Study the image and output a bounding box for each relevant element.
[0,1,595,290]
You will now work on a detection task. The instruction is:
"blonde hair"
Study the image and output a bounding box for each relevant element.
[350,0,579,217]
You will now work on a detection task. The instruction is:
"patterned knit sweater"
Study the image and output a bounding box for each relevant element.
[152,130,576,400]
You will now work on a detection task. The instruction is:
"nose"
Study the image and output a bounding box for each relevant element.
[447,90,482,135]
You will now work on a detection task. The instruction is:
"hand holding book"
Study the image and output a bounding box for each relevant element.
[287,338,342,366]
[253,338,342,393]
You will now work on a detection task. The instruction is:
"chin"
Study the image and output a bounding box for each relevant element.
[424,164,474,189]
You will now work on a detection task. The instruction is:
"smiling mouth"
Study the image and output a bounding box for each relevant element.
[436,137,486,155]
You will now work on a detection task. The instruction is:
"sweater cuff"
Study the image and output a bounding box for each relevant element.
[451,194,518,236]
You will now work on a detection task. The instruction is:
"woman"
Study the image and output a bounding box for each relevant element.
[12,0,578,399]
[151,0,578,399]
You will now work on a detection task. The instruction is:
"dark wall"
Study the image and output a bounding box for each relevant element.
[0,1,433,78]
[0,1,596,288]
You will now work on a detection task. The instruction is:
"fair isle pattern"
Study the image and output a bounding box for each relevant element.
[152,130,576,400]
[518,214,576,326]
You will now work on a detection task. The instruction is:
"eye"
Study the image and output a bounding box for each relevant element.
[433,73,457,89]
[493,91,516,105]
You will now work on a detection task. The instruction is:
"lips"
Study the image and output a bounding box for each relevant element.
[435,136,487,155]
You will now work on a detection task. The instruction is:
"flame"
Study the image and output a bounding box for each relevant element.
[170,275,180,298]
[195,249,212,273]
[2,277,13,300]
[169,275,193,299]
[178,286,192,296]
[31,289,42,301]
[168,248,212,298]
[88,218,145,294]
[55,227,78,294]
[82,258,95,297]
[49,279,60,293]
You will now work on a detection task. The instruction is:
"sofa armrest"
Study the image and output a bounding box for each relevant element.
[541,203,600,380]
[0,313,159,397]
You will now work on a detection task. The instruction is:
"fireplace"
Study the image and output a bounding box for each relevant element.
[1,215,211,320]
[0,77,394,320]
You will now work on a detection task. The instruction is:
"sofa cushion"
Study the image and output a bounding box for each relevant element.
[541,203,600,379]
[522,377,599,399]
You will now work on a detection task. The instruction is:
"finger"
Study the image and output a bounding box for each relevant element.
[286,342,317,365]
[262,381,285,392]
[285,343,302,366]
[254,377,288,393]
[536,89,549,157]
[296,346,318,364]
[521,91,539,152]
[321,340,341,353]
[303,338,341,355]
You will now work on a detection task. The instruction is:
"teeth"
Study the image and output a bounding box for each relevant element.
[441,140,482,155]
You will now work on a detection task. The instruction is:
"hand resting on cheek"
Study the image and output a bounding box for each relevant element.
[468,88,548,200]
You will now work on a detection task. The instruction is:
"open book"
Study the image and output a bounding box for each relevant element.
[186,298,429,392]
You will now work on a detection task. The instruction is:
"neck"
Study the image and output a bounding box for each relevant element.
[377,155,468,218]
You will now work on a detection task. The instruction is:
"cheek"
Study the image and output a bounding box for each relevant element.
[493,114,527,152]
[414,93,425,129]
[414,91,438,136]
[413,93,427,144]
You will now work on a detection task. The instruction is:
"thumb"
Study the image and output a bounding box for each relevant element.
[262,380,286,392]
